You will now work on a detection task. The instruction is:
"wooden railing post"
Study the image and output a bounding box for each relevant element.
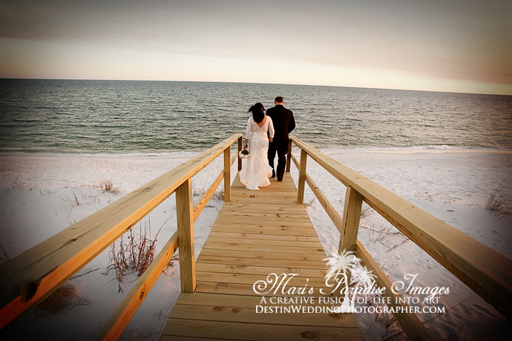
[339,186,363,253]
[224,145,231,202]
[334,186,363,297]
[238,136,243,171]
[297,149,307,204]
[176,178,196,293]
[285,139,292,172]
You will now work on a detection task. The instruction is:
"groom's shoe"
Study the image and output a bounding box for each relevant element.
[277,177,283,181]
[270,170,276,178]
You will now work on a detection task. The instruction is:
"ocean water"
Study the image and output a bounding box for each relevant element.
[0,79,511,154]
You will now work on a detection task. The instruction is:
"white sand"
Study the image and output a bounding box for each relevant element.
[292,148,512,340]
[0,148,511,340]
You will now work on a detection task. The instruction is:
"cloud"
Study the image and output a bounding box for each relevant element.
[0,0,511,93]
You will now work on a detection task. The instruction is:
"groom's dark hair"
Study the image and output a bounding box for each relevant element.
[275,96,283,103]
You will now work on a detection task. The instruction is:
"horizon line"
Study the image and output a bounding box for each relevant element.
[1,77,511,97]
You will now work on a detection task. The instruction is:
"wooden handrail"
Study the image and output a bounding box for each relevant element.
[192,152,237,222]
[289,136,512,340]
[0,134,242,331]
[356,241,434,341]
[290,136,512,320]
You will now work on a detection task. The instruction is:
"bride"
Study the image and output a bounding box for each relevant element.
[240,103,275,190]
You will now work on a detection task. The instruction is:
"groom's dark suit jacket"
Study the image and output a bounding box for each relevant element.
[266,105,295,141]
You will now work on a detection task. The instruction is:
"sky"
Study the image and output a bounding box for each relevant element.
[0,0,511,95]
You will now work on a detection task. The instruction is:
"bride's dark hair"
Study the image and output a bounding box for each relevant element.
[248,103,265,123]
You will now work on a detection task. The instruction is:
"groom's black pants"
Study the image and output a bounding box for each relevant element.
[268,139,289,180]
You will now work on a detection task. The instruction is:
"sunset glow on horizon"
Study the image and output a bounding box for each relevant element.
[1,0,511,95]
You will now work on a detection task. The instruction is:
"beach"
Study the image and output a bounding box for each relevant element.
[2,0,511,338]
[1,147,511,340]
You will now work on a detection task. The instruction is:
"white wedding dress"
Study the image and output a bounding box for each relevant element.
[240,115,275,190]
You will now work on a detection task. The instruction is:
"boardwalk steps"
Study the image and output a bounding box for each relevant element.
[161,173,364,340]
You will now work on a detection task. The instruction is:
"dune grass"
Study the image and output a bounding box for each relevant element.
[104,219,175,293]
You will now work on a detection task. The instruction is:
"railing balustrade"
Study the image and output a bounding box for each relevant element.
[0,134,243,340]
[288,135,512,341]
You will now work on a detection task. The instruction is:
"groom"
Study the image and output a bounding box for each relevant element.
[267,96,295,181]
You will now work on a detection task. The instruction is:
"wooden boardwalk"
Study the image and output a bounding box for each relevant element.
[161,173,364,340]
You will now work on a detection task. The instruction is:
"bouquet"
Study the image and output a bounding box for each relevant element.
[239,148,250,159]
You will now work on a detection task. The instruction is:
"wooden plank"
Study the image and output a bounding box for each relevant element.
[174,293,353,310]
[336,187,362,306]
[224,146,231,202]
[339,186,363,253]
[196,255,326,270]
[161,319,363,341]
[286,139,292,172]
[195,263,327,278]
[296,149,307,204]
[216,211,310,219]
[195,272,327,288]
[356,241,433,341]
[236,185,297,192]
[212,220,313,227]
[175,293,258,308]
[161,336,231,341]
[228,197,297,204]
[213,220,315,227]
[0,134,241,328]
[177,178,196,293]
[291,136,512,318]
[175,292,318,308]
[231,152,237,166]
[214,211,312,222]
[206,231,321,243]
[232,189,298,196]
[193,151,237,222]
[204,237,323,249]
[234,181,295,190]
[198,248,326,262]
[196,282,332,297]
[193,171,223,222]
[96,232,178,341]
[213,218,312,225]
[221,205,305,214]
[201,242,324,254]
[291,152,299,170]
[193,282,260,296]
[161,336,236,341]
[169,304,356,328]
[223,200,303,207]
[212,218,312,226]
[238,136,243,171]
[210,226,319,237]
[305,173,344,233]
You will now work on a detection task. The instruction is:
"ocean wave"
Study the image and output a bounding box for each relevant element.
[351,145,511,152]
[2,80,511,153]
[0,150,201,158]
